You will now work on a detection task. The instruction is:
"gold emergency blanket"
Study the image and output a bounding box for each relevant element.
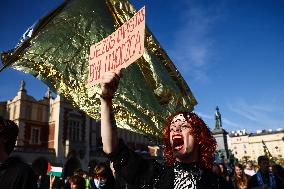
[0,0,197,140]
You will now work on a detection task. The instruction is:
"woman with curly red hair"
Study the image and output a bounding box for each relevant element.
[99,70,231,189]
[163,112,216,169]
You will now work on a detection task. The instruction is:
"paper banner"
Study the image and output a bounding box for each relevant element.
[88,6,145,87]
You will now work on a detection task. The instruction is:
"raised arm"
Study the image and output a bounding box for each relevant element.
[100,70,120,154]
[100,70,162,187]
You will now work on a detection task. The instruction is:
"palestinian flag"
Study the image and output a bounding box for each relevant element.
[47,162,63,177]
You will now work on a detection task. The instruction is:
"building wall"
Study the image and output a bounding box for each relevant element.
[249,132,284,161]
[228,130,284,162]
[228,134,249,161]
[0,82,157,170]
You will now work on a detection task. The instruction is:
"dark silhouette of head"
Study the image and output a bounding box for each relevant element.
[0,117,19,155]
[257,156,270,174]
[69,175,85,189]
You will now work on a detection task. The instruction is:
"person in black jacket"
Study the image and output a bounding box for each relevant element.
[0,117,37,189]
[99,70,231,189]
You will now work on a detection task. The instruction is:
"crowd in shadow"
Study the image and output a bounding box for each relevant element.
[1,116,284,189]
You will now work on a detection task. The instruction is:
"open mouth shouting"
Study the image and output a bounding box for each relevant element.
[172,134,184,151]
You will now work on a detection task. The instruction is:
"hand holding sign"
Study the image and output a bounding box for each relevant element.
[100,69,121,100]
[88,6,145,87]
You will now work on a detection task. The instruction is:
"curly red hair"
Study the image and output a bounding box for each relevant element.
[163,112,216,169]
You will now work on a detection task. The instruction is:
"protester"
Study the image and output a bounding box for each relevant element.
[248,156,283,189]
[49,175,64,189]
[272,164,284,188]
[82,171,90,189]
[32,157,50,189]
[37,175,50,189]
[0,117,37,189]
[99,70,231,188]
[63,176,71,189]
[219,163,230,182]
[69,175,86,189]
[212,163,222,175]
[89,162,115,189]
[110,161,134,189]
[74,168,85,177]
[231,163,249,189]
[244,161,256,176]
[88,160,98,178]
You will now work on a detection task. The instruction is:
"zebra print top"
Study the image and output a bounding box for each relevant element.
[174,161,202,189]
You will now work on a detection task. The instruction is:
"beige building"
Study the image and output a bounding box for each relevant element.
[0,81,156,174]
[228,129,284,162]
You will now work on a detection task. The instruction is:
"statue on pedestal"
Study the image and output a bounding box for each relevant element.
[215,106,222,129]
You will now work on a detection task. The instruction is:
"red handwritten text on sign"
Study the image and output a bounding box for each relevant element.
[88,6,145,86]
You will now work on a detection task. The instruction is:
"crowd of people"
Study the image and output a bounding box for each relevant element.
[0,69,284,189]
[211,157,284,189]
[46,159,284,189]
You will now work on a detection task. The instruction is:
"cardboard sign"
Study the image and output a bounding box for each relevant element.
[88,6,145,87]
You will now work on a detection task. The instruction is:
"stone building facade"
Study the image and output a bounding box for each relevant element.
[228,129,284,162]
[0,81,156,172]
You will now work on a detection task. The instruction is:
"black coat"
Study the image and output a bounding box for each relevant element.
[0,156,37,189]
[106,140,232,189]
